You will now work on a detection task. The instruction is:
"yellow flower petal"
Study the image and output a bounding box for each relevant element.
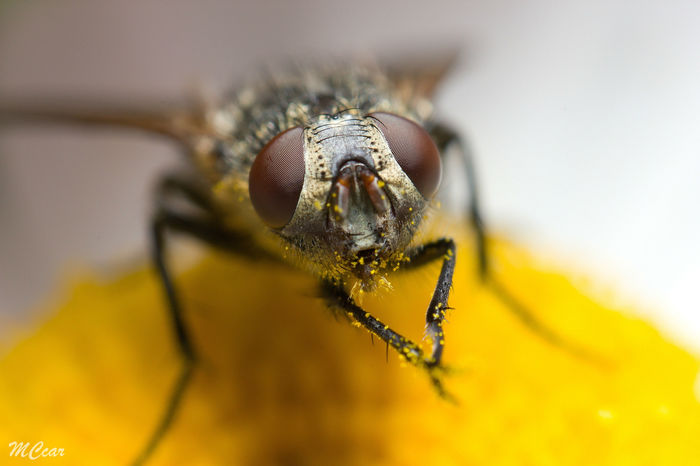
[1,235,698,465]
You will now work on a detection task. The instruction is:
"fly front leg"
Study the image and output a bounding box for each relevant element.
[321,237,456,400]
[322,281,423,362]
[321,281,451,397]
[401,238,457,367]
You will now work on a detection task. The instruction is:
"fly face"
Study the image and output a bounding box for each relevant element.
[248,108,442,288]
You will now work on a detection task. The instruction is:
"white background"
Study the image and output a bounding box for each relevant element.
[0,0,698,353]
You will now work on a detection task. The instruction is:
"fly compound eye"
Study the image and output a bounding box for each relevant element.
[249,126,305,228]
[369,112,442,198]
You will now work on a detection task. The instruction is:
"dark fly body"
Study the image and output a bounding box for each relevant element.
[0,58,594,465]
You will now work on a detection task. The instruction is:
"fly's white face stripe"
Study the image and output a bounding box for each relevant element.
[280,112,425,241]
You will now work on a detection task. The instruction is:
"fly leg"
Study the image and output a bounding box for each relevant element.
[429,124,487,276]
[429,124,601,362]
[321,238,456,398]
[321,281,452,398]
[132,207,196,466]
[400,238,456,367]
[155,173,280,262]
[132,175,277,465]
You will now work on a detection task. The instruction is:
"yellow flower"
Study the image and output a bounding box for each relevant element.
[1,234,699,465]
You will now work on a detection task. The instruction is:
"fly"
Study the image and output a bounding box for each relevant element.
[0,57,596,465]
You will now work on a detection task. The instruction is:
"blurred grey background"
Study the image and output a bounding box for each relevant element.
[0,0,699,353]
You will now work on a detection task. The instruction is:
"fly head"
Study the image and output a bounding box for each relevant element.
[248,109,442,288]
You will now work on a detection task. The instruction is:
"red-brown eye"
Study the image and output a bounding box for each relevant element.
[369,112,442,198]
[249,126,305,228]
